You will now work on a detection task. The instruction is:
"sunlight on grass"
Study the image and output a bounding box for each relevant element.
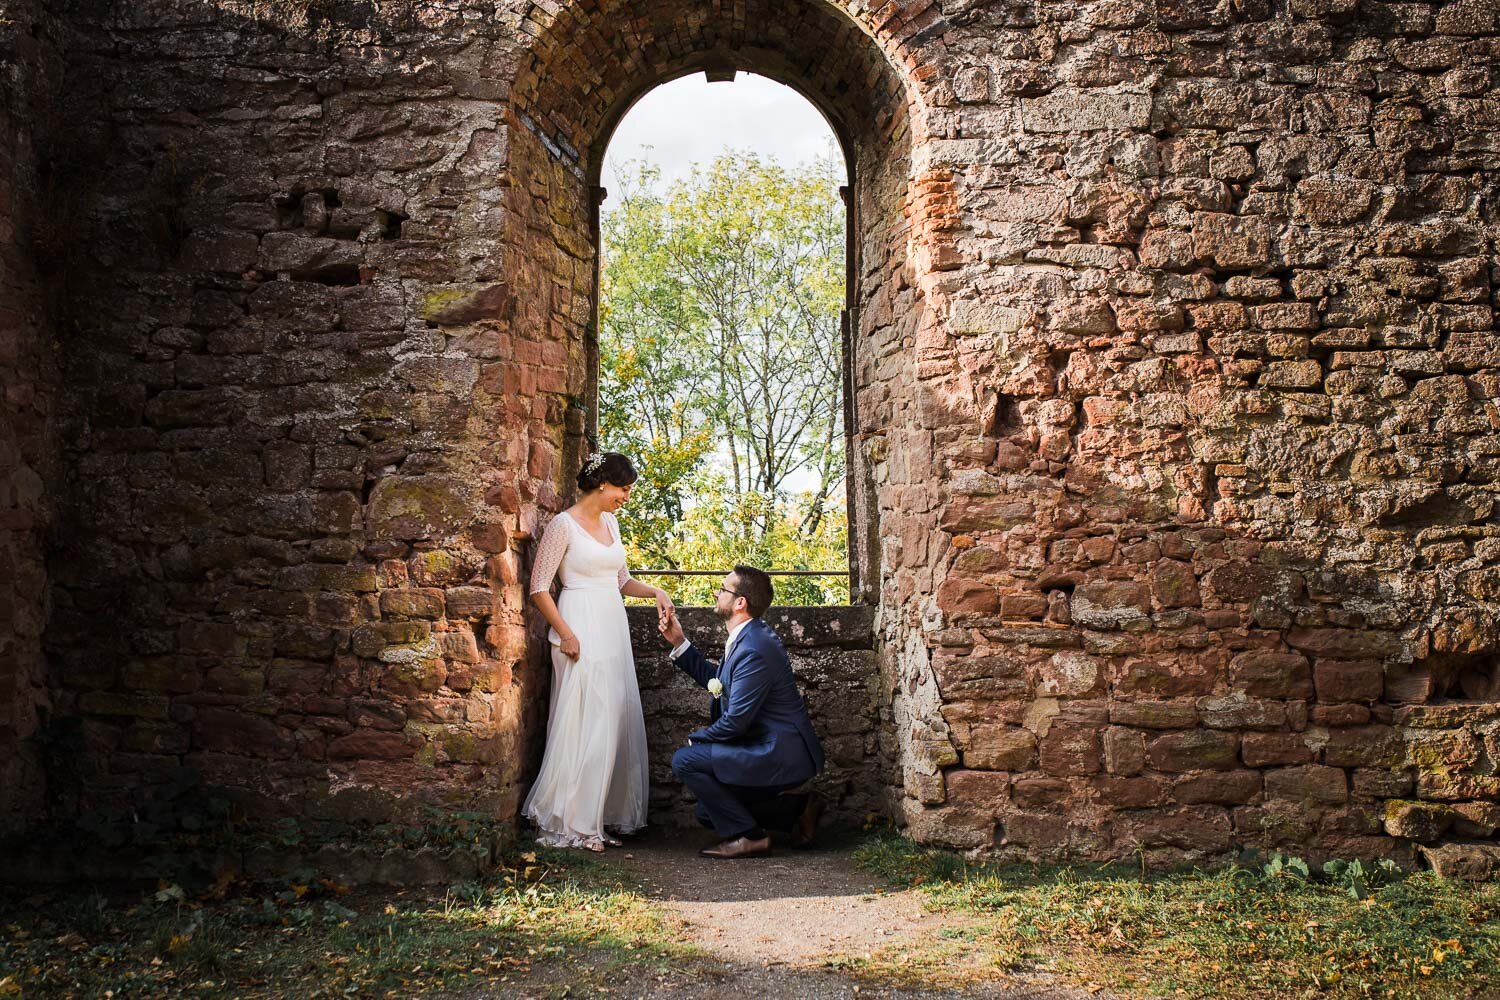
[849,833,1500,1000]
[0,843,697,997]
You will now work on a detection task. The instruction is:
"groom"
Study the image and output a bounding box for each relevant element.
[658,565,825,859]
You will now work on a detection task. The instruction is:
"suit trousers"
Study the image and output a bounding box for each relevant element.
[671,744,806,839]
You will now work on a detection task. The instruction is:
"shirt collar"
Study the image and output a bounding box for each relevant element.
[725,618,753,655]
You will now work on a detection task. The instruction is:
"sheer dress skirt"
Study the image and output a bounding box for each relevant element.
[522,583,649,847]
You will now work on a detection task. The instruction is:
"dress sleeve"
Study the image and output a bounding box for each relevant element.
[611,513,632,590]
[529,515,569,595]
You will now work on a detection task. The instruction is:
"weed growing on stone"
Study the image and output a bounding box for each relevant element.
[850,833,1500,999]
[0,843,693,997]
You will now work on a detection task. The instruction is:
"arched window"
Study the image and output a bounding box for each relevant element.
[594,74,851,606]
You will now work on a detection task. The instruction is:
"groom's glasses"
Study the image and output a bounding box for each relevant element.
[715,586,741,600]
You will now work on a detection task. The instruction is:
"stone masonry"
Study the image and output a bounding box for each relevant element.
[0,0,1497,871]
[630,605,882,830]
[0,0,61,837]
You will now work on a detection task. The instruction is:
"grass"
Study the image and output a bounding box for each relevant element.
[0,843,699,998]
[849,833,1500,999]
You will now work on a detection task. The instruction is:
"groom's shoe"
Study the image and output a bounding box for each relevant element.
[699,834,772,859]
[786,792,824,850]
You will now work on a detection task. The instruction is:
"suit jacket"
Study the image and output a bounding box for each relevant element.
[674,617,824,787]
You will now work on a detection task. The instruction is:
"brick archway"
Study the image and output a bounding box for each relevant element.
[499,0,937,828]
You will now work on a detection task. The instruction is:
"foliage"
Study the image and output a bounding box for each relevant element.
[627,482,849,606]
[851,832,1500,999]
[1251,849,1407,901]
[599,152,849,602]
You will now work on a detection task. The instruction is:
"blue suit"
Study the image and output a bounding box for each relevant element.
[670,618,824,838]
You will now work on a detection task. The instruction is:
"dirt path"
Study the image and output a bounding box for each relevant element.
[607,830,942,966]
[484,830,1123,1000]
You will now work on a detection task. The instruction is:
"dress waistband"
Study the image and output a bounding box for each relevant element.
[560,583,620,593]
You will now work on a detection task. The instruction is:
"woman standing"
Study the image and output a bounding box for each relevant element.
[523,452,673,851]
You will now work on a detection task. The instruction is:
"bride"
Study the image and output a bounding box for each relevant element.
[523,451,674,851]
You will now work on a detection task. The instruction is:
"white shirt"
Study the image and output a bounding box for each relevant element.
[672,618,751,665]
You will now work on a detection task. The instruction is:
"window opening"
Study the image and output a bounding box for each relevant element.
[595,73,851,606]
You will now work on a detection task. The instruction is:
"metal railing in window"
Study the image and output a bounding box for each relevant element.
[631,570,850,578]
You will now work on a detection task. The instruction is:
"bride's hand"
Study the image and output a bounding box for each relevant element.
[559,634,581,660]
[654,589,675,625]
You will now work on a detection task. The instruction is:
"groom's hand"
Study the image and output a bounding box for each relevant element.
[659,610,686,648]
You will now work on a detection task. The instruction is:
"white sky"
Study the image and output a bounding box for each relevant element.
[601,72,843,196]
[601,73,843,498]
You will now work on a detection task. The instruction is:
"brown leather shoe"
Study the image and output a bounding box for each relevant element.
[789,792,824,849]
[699,834,772,859]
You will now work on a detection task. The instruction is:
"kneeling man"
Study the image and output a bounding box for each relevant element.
[659,565,824,859]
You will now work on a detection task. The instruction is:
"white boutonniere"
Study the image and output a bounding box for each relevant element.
[707,678,724,699]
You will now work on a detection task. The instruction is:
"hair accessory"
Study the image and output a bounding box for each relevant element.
[583,452,605,475]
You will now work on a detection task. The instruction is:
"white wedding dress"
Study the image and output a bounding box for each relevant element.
[522,510,649,848]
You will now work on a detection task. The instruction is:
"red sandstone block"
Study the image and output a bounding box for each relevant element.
[177,621,246,657]
[963,725,1037,771]
[352,621,430,657]
[1383,664,1434,704]
[1310,703,1371,727]
[1197,692,1288,730]
[379,588,446,620]
[1174,769,1263,805]
[1186,300,1248,333]
[1000,813,1069,849]
[1263,764,1348,804]
[1012,776,1070,811]
[1352,768,1413,799]
[1039,725,1103,776]
[1103,726,1146,775]
[1313,659,1383,702]
[348,698,406,731]
[1148,729,1240,771]
[1092,774,1171,808]
[438,630,481,664]
[945,770,1011,817]
[193,706,296,758]
[445,586,496,620]
[1150,559,1201,608]
[1251,302,1319,330]
[1241,732,1314,767]
[1230,649,1313,699]
[1326,728,1404,767]
[1000,592,1048,618]
[935,576,1002,616]
[1109,700,1198,729]
[1115,805,1233,851]
[267,660,328,695]
[328,729,417,760]
[1286,627,1399,658]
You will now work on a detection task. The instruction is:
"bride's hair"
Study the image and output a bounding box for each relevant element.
[577,451,638,493]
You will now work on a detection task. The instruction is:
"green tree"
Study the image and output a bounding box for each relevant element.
[598,151,848,605]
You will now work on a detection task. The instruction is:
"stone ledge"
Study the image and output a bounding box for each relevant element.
[628,604,875,650]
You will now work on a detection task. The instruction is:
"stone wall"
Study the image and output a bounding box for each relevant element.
[4,0,1498,871]
[36,3,553,827]
[0,0,60,837]
[880,0,1500,868]
[628,605,881,830]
